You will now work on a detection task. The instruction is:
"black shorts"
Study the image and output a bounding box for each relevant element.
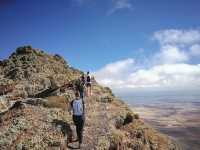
[86,83,91,87]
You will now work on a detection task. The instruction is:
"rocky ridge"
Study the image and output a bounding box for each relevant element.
[0,46,179,150]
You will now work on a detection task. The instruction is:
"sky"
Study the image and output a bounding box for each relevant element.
[0,0,200,94]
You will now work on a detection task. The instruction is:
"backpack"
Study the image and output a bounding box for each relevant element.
[81,75,85,83]
[76,81,83,92]
[73,99,85,115]
[87,75,91,82]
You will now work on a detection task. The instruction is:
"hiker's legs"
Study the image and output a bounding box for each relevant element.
[86,87,88,96]
[73,115,85,143]
[86,83,89,96]
[76,121,84,143]
[86,83,91,95]
[80,91,84,101]
[90,84,92,94]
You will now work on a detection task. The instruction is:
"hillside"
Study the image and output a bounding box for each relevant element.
[0,46,179,150]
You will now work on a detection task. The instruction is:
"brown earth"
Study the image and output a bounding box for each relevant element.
[130,102,200,150]
[0,92,179,150]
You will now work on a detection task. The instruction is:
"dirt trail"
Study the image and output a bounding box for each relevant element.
[67,94,111,149]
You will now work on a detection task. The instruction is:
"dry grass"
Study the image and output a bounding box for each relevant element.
[11,89,27,98]
[46,95,70,111]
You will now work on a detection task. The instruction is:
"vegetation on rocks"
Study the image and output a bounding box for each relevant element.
[0,46,179,150]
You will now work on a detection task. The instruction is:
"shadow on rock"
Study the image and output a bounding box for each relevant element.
[52,119,74,143]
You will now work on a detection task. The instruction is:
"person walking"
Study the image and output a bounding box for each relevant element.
[85,71,92,96]
[81,73,85,84]
[68,91,86,148]
[74,77,86,101]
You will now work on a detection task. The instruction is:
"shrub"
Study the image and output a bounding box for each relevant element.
[136,130,142,138]
[123,112,134,125]
[115,112,126,129]
[46,96,70,111]
[108,131,125,150]
[134,113,139,119]
[107,94,114,103]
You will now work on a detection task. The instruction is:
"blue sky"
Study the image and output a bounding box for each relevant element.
[1,0,200,93]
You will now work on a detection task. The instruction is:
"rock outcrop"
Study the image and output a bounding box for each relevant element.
[0,46,179,150]
[0,78,15,95]
[0,46,82,97]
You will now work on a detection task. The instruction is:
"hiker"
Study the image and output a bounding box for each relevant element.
[81,73,85,84]
[68,91,86,148]
[85,71,92,96]
[74,77,86,101]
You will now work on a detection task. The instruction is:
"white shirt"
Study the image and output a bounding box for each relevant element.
[85,75,91,84]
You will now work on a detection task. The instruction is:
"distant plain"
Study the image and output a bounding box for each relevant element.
[129,102,200,150]
[115,90,200,150]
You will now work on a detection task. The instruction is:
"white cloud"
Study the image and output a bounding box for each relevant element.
[108,0,133,16]
[92,28,200,92]
[72,0,133,15]
[152,28,200,45]
[151,28,200,65]
[92,58,134,87]
[153,44,189,64]
[190,44,200,56]
[92,60,200,90]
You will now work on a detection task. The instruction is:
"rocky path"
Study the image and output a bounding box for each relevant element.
[67,94,111,149]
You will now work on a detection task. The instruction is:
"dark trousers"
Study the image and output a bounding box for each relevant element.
[73,114,85,143]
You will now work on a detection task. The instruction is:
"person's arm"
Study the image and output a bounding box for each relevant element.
[83,103,86,110]
[73,83,76,92]
[84,76,86,84]
[83,83,87,92]
[68,105,72,115]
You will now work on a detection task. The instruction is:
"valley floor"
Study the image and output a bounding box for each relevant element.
[130,102,200,150]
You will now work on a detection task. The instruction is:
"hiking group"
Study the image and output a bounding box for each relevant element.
[67,71,92,149]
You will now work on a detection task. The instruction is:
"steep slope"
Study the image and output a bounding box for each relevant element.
[0,46,82,96]
[0,46,179,150]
